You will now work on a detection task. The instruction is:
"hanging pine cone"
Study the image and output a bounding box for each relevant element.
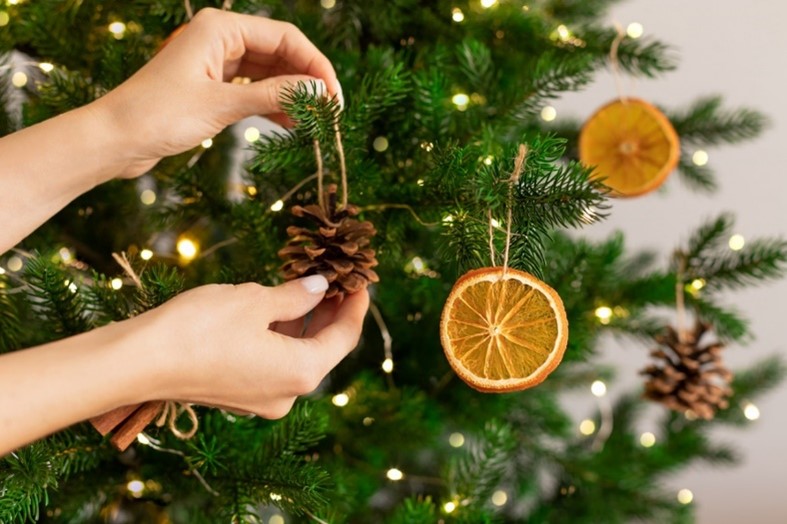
[641,322,733,420]
[278,184,379,299]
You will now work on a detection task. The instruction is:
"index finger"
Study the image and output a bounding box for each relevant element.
[301,290,369,372]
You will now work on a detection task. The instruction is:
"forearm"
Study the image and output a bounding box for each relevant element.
[0,103,126,254]
[0,318,165,455]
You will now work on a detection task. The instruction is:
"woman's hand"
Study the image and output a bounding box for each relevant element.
[137,275,368,418]
[94,8,342,178]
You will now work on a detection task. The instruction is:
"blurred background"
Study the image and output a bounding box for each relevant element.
[558,1,787,522]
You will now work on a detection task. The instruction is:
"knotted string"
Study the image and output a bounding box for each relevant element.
[502,144,528,276]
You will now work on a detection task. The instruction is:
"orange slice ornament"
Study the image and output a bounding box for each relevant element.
[579,98,680,197]
[440,267,569,393]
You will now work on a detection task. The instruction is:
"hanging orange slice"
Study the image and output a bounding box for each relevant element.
[579,98,680,197]
[440,267,569,393]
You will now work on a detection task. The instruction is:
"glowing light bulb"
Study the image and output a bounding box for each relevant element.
[594,306,612,324]
[108,21,126,39]
[140,249,154,261]
[452,93,470,111]
[269,493,282,501]
[176,237,199,261]
[491,490,508,506]
[579,419,596,435]
[417,178,425,186]
[39,62,54,73]
[690,278,706,291]
[386,468,404,481]
[140,189,156,205]
[7,256,23,272]
[677,488,694,504]
[382,358,394,373]
[373,136,389,152]
[452,8,465,22]
[244,126,261,143]
[0,11,9,28]
[0,267,5,275]
[110,278,123,290]
[136,433,151,445]
[11,72,27,88]
[540,105,557,122]
[449,432,465,447]
[332,393,349,407]
[483,155,494,165]
[201,138,213,149]
[556,24,570,41]
[270,199,285,212]
[444,501,457,513]
[743,402,760,421]
[127,480,144,496]
[640,432,656,448]
[321,0,336,8]
[490,218,500,228]
[692,149,709,166]
[591,380,607,397]
[480,0,497,7]
[728,234,745,251]
[411,256,425,273]
[246,186,258,197]
[269,516,285,524]
[626,22,644,39]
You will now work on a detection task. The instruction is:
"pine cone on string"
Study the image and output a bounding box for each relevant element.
[278,184,379,299]
[641,321,733,420]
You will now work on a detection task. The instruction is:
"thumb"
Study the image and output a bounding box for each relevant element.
[265,275,329,323]
[226,75,327,120]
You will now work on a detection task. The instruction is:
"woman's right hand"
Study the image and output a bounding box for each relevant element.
[135,275,368,418]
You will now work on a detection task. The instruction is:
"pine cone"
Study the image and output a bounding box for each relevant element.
[641,322,732,420]
[278,184,379,299]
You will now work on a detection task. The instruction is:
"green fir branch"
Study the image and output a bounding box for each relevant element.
[23,255,91,337]
[0,284,23,353]
[388,497,438,524]
[669,96,768,146]
[135,263,185,312]
[676,152,718,193]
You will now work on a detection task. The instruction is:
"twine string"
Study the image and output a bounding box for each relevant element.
[488,210,497,267]
[502,145,528,275]
[609,21,628,103]
[334,122,349,209]
[184,0,193,20]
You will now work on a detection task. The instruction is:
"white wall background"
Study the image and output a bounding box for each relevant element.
[556,1,787,522]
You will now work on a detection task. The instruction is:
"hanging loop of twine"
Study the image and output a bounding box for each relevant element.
[502,144,528,276]
[609,21,628,103]
[112,251,200,441]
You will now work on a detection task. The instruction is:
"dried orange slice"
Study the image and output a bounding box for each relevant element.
[579,98,680,197]
[440,267,568,392]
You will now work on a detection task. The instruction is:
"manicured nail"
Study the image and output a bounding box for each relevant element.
[300,274,329,294]
[303,78,327,98]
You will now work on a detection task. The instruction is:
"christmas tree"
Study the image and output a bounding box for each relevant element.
[2,0,786,522]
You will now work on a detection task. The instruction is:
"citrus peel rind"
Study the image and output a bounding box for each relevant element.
[440,267,569,393]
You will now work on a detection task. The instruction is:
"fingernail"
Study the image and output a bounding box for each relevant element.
[300,274,329,294]
[303,79,327,98]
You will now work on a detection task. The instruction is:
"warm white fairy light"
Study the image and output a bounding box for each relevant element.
[421,141,434,152]
[417,178,425,186]
[246,186,258,197]
[320,0,336,8]
[677,488,694,504]
[690,278,706,291]
[244,126,261,143]
[7,256,23,272]
[480,0,497,8]
[269,493,283,501]
[579,419,596,435]
[411,256,425,273]
[591,380,607,397]
[594,306,612,324]
[140,249,153,261]
[127,480,144,496]
[373,136,389,152]
[728,234,745,251]
[140,189,156,205]
[452,8,465,22]
[136,433,151,445]
[382,358,394,373]
[270,199,285,212]
[386,468,404,481]
[0,267,5,275]
[58,247,72,263]
[626,22,644,39]
[201,138,213,149]
[640,432,656,448]
[452,93,470,111]
[332,393,350,407]
[176,236,199,261]
[7,0,20,5]
[11,71,27,88]
[743,402,760,421]
[38,62,54,73]
[449,432,465,448]
[692,149,709,166]
[483,155,494,165]
[556,24,571,41]
[443,501,457,513]
[68,282,78,293]
[442,214,454,224]
[540,105,557,122]
[269,516,285,524]
[110,278,123,290]
[0,11,9,27]
[490,218,500,228]
[108,21,126,39]
[491,490,508,506]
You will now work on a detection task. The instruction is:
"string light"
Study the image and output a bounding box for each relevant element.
[443,501,457,513]
[442,214,453,224]
[201,138,213,149]
[626,22,644,39]
[452,93,470,111]
[140,189,156,205]
[0,267,5,275]
[540,105,557,122]
[692,149,709,166]
[743,402,760,421]
[421,141,434,152]
[246,186,258,197]
[108,21,126,39]
[140,249,154,261]
[448,432,465,447]
[452,8,465,22]
[490,218,500,228]
[244,126,261,143]
[677,488,694,505]
[136,433,151,445]
[728,234,745,251]
[382,358,394,373]
[363,417,374,426]
[373,136,389,152]
[386,468,404,481]
[7,256,23,272]
[556,24,571,41]
[332,393,349,407]
[38,62,54,73]
[320,0,336,8]
[58,247,72,263]
[579,419,596,435]
[269,493,283,501]
[176,236,199,262]
[11,71,27,88]
[0,11,9,27]
[594,306,612,324]
[110,278,123,290]
[269,516,285,524]
[483,155,494,165]
[417,178,425,186]
[491,490,508,506]
[639,432,656,448]
[270,199,285,212]
[690,278,706,291]
[480,0,497,7]
[127,480,144,497]
[68,281,78,293]
[590,380,607,397]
